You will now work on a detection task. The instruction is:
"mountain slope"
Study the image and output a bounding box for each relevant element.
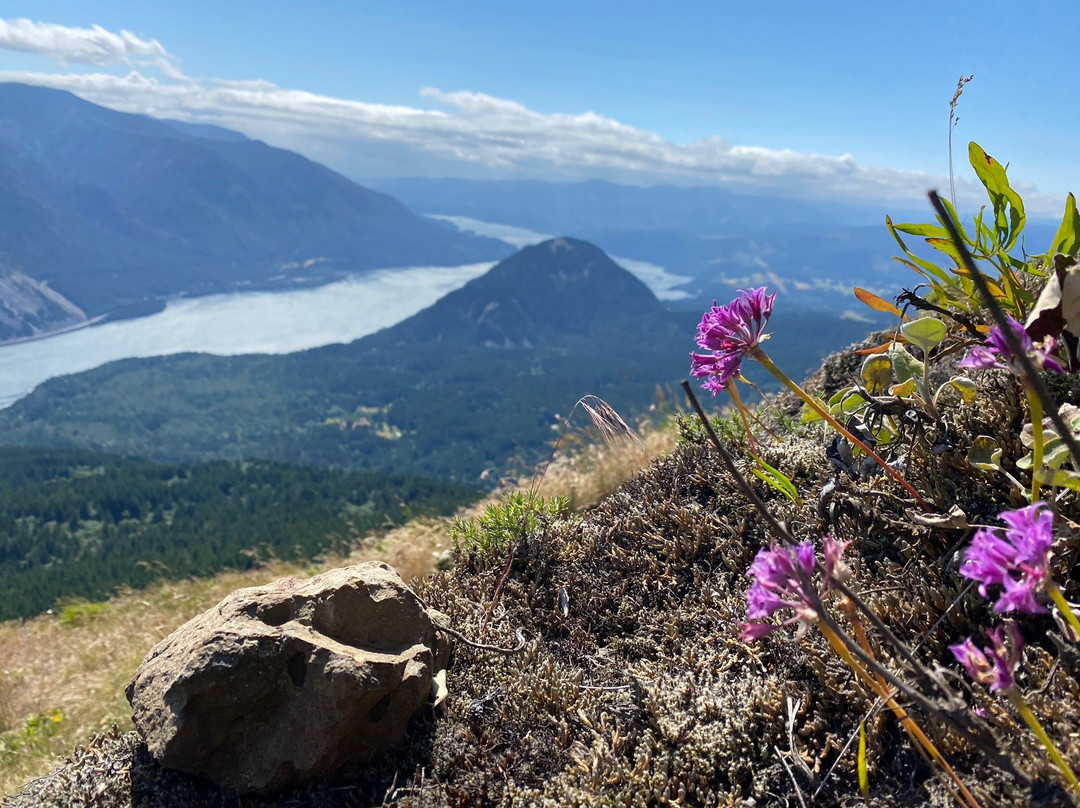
[0,239,683,481]
[0,447,478,620]
[387,237,663,346]
[0,83,510,335]
[0,239,872,483]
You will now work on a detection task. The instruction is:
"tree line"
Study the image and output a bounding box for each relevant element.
[0,447,478,620]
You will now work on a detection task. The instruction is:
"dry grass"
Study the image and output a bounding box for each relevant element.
[532,418,676,510]
[0,425,672,796]
[0,510,460,795]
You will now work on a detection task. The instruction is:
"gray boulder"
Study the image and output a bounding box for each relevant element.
[126,562,451,794]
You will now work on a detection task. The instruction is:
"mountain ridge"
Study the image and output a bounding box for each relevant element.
[0,83,511,339]
[0,237,873,484]
[375,237,663,348]
[0,238,688,482]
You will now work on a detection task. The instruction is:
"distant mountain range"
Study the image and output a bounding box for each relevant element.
[0,238,875,484]
[370,176,915,312]
[0,83,510,341]
[370,177,922,233]
[372,177,1061,314]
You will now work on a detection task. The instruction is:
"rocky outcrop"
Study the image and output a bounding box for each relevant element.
[0,266,86,343]
[125,562,450,794]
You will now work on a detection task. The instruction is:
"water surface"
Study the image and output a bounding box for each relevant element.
[0,263,494,408]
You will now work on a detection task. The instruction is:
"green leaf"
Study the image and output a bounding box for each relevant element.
[1051,193,1080,257]
[925,236,966,266]
[1036,467,1080,493]
[1017,439,1070,471]
[968,141,1025,251]
[751,460,801,505]
[888,342,924,384]
[836,392,869,416]
[950,265,1007,300]
[901,317,947,356]
[893,222,950,238]
[1044,439,1071,470]
[973,208,994,252]
[860,355,893,395]
[858,721,870,803]
[945,376,977,404]
[934,196,975,246]
[886,217,954,284]
[871,424,895,445]
[801,398,826,423]
[968,436,1003,472]
[890,378,917,397]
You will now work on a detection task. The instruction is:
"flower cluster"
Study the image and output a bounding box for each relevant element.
[740,536,849,641]
[690,287,775,394]
[959,316,1064,374]
[960,503,1054,614]
[950,623,1024,692]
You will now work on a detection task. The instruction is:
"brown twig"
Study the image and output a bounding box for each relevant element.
[897,289,984,339]
[433,622,528,655]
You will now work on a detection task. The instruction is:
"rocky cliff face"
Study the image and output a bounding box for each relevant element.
[0,265,86,343]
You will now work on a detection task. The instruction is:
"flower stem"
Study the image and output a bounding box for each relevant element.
[1007,686,1080,793]
[750,348,932,511]
[1048,582,1080,641]
[921,347,941,423]
[725,381,759,456]
[1025,383,1044,503]
[819,622,981,808]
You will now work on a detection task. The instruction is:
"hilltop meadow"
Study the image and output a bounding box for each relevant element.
[4,144,1080,807]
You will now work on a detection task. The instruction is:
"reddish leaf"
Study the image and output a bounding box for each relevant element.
[854,287,903,317]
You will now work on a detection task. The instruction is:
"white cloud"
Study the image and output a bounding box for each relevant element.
[0,19,187,80]
[0,20,1063,214]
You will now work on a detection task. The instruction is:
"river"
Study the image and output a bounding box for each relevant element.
[0,216,691,409]
[0,263,494,409]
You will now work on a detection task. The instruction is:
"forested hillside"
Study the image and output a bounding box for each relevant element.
[0,83,510,338]
[0,448,478,620]
[0,240,875,484]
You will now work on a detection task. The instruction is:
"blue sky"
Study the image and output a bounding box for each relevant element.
[0,2,1076,214]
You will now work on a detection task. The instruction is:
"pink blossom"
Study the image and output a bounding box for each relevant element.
[950,623,1024,692]
[739,536,849,641]
[960,503,1054,614]
[959,316,1064,374]
[690,287,775,393]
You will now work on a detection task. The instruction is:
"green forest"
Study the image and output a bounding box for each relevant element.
[0,447,479,620]
[0,308,876,486]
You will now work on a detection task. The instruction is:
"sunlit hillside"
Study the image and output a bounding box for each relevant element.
[0,421,676,796]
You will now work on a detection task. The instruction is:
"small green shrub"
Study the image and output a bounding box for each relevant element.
[54,600,106,627]
[0,709,64,759]
[450,492,568,569]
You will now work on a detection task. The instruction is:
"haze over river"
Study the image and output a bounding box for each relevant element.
[0,216,691,410]
[0,262,495,409]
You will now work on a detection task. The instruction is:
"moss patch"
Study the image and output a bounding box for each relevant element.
[7,348,1080,807]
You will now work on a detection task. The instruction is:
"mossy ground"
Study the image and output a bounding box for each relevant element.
[6,341,1080,807]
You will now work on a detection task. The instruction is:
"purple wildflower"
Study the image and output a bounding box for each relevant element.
[739,536,849,641]
[960,502,1054,614]
[690,287,775,393]
[950,623,1024,692]
[823,536,852,586]
[959,316,1064,374]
